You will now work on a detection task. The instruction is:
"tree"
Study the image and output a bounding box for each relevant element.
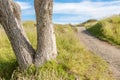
[0,0,57,69]
[34,0,57,67]
[0,0,35,69]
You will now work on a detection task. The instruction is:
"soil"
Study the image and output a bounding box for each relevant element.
[77,27,120,80]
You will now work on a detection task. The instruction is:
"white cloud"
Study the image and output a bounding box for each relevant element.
[15,0,120,23]
[16,1,32,10]
[15,1,35,16]
[53,0,120,23]
[53,15,88,24]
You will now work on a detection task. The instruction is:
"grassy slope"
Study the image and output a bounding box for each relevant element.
[85,15,120,47]
[76,19,97,27]
[0,21,114,80]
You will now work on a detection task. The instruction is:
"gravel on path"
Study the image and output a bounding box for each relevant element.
[77,27,120,80]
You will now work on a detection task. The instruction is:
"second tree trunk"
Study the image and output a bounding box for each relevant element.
[34,0,57,67]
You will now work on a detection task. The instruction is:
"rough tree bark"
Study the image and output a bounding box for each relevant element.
[0,0,57,69]
[34,0,57,66]
[0,0,35,69]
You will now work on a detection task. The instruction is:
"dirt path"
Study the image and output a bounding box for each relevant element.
[77,27,120,80]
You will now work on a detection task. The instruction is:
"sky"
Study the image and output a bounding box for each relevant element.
[14,0,120,24]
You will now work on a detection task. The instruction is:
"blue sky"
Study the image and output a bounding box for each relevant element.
[15,0,120,24]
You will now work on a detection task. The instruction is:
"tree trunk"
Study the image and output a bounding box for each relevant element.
[0,0,35,69]
[34,0,57,66]
[0,0,57,69]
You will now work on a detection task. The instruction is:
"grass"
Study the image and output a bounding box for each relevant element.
[86,15,120,47]
[76,19,97,27]
[0,28,17,80]
[0,22,114,80]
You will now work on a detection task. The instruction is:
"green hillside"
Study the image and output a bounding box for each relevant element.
[0,21,114,80]
[85,15,120,47]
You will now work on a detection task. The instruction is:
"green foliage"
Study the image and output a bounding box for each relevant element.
[0,29,17,80]
[24,23,37,49]
[86,15,120,47]
[22,21,36,28]
[86,22,106,39]
[76,19,97,27]
[0,21,114,80]
[11,61,76,80]
[55,25,114,80]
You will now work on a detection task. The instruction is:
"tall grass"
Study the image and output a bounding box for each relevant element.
[0,28,17,80]
[0,22,114,80]
[86,15,120,47]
